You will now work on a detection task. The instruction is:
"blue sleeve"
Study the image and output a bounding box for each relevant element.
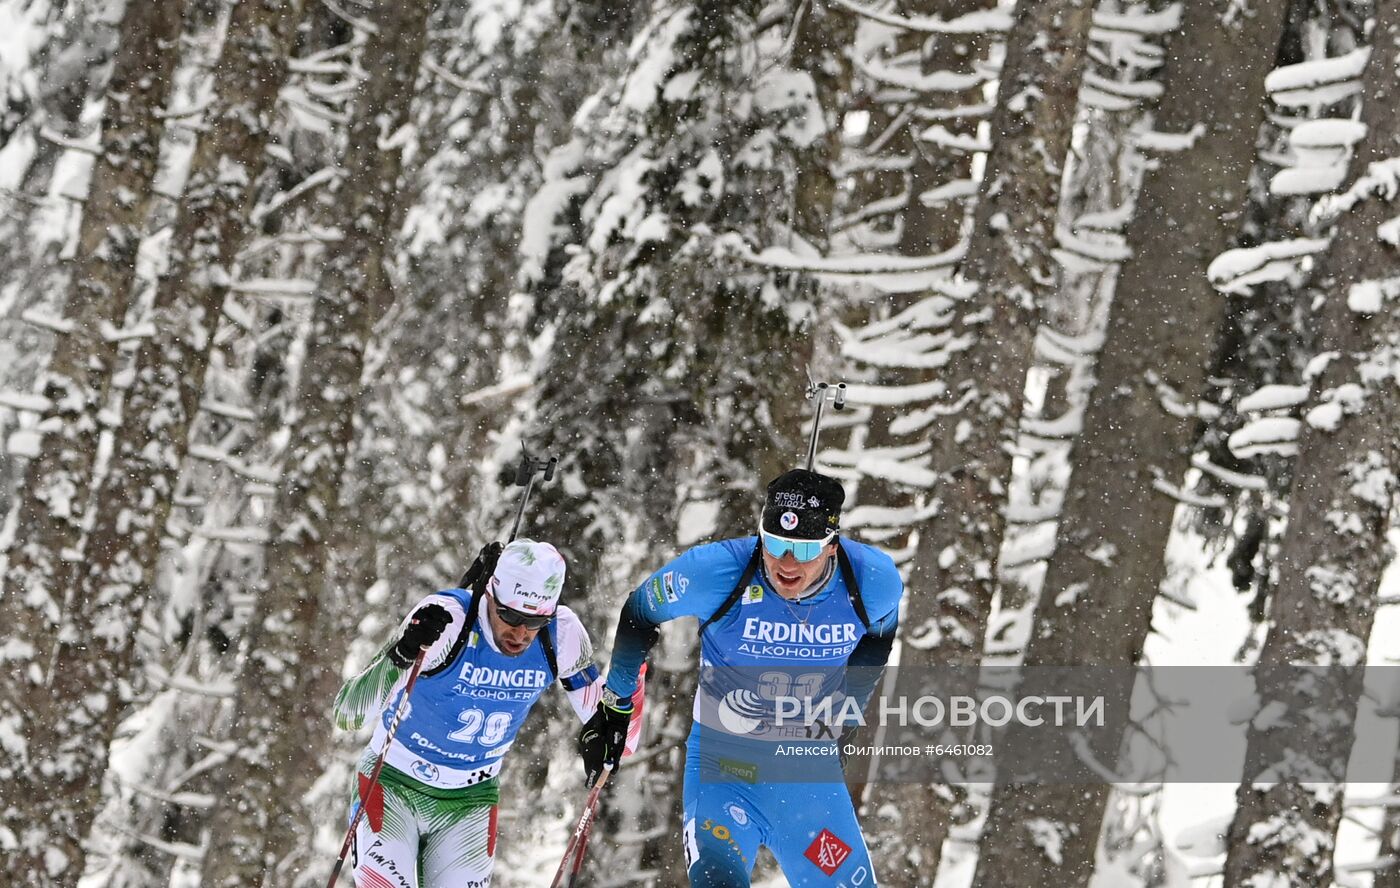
[852,541,903,632]
[844,542,904,711]
[603,540,755,697]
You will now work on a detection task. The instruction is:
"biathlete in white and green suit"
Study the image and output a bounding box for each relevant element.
[332,540,603,888]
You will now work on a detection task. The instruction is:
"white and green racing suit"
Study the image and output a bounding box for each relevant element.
[333,591,602,888]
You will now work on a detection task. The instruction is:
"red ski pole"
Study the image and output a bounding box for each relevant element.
[549,766,612,888]
[325,649,428,888]
[555,665,648,884]
[568,807,596,886]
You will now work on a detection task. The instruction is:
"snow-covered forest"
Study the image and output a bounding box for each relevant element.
[1,0,1399,885]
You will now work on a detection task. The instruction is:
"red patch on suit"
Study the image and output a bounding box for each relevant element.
[488,804,499,857]
[357,774,386,833]
[804,828,852,876]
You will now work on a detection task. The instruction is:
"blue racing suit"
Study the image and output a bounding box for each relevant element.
[604,536,903,888]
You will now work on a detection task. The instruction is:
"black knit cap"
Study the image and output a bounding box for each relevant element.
[761,469,845,540]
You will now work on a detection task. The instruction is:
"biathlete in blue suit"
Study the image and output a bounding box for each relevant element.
[578,469,904,887]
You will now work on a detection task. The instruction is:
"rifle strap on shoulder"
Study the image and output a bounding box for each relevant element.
[700,543,763,631]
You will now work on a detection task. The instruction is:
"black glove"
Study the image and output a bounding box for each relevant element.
[577,688,633,785]
[838,724,860,770]
[389,603,452,668]
[460,541,504,595]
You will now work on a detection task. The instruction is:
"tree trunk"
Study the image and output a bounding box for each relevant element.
[895,0,989,259]
[20,0,308,877]
[852,1,1000,880]
[0,0,114,513]
[1373,725,1400,888]
[836,0,1095,879]
[0,1,190,881]
[895,0,1094,702]
[1221,3,1400,882]
[969,1,1291,885]
[198,1,435,883]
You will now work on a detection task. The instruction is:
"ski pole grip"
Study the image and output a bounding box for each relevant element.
[514,453,533,486]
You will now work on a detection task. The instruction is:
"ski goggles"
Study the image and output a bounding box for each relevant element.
[492,598,553,630]
[759,529,836,563]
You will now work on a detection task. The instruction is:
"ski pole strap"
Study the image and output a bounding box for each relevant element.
[699,544,763,631]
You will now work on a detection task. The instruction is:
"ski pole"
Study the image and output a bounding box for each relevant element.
[569,814,594,886]
[557,667,648,885]
[804,373,847,472]
[548,766,612,888]
[325,648,429,888]
[456,447,557,588]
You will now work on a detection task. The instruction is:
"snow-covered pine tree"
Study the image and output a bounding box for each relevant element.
[512,1,851,883]
[872,0,1195,874]
[831,0,1002,878]
[0,1,192,881]
[1021,5,1211,881]
[968,0,1292,885]
[31,1,312,875]
[77,10,365,883]
[80,0,309,597]
[0,0,189,598]
[0,0,114,516]
[822,0,998,549]
[1066,4,1371,873]
[889,0,1094,695]
[990,0,1183,625]
[97,240,337,886]
[198,0,437,883]
[818,0,1095,877]
[344,0,615,608]
[1221,1,1400,881]
[1191,0,1370,632]
[0,0,89,153]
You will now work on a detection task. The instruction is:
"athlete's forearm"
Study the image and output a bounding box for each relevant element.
[331,637,402,731]
[564,674,605,722]
[603,591,661,697]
